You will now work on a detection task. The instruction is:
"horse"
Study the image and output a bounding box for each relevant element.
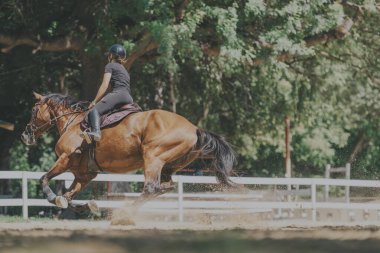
[21,92,236,217]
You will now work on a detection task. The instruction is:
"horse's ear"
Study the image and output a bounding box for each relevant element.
[33,91,43,101]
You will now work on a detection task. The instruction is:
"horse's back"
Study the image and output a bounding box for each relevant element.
[132,109,197,137]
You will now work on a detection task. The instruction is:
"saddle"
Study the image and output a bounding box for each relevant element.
[79,103,142,173]
[80,102,142,131]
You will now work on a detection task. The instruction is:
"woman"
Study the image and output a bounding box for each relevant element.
[85,44,134,141]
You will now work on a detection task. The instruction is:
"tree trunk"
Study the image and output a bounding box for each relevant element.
[348,134,369,164]
[80,52,105,100]
[196,101,210,126]
[168,72,177,113]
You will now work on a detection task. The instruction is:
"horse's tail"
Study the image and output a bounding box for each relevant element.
[195,129,237,187]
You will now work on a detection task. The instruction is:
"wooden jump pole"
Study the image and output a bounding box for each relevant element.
[0,120,14,131]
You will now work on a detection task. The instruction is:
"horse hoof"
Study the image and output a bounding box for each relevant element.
[160,181,175,192]
[55,196,68,208]
[88,200,100,216]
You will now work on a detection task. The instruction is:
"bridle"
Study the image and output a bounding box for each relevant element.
[25,101,87,141]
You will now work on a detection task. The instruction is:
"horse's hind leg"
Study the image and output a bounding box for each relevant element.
[142,155,164,195]
[128,155,165,212]
[160,166,175,192]
[111,156,164,226]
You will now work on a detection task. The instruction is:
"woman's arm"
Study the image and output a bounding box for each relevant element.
[89,73,112,108]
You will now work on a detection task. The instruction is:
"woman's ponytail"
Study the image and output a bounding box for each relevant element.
[111,54,126,64]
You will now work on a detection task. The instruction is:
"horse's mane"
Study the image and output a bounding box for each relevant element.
[43,93,89,110]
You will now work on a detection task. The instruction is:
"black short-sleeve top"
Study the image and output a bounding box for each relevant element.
[104,62,131,93]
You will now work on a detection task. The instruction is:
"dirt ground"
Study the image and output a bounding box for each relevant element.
[2,220,380,253]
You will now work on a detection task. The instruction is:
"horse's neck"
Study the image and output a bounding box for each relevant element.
[52,107,85,136]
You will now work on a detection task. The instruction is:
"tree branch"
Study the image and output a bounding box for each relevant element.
[201,18,356,64]
[0,0,364,69]
[258,17,355,65]
[340,0,365,18]
[0,34,82,53]
[202,3,362,65]
[0,32,158,70]
[123,33,158,70]
[196,101,210,126]
[348,134,369,164]
[256,17,355,65]
[176,0,191,23]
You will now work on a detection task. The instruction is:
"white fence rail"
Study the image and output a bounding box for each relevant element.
[1,171,380,222]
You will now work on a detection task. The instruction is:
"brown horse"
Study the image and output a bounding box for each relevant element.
[21,92,236,214]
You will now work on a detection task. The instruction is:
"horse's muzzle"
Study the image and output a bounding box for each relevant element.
[21,131,35,146]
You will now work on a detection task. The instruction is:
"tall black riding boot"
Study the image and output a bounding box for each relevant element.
[87,109,101,141]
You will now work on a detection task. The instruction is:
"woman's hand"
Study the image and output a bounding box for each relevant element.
[88,101,96,109]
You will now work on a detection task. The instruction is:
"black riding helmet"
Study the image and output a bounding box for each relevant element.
[106,44,126,59]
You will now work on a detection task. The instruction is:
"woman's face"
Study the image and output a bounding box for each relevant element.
[107,53,112,62]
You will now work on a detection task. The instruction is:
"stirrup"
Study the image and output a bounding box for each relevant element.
[89,132,101,142]
[80,129,92,144]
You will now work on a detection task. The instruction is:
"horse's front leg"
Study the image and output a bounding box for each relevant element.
[63,174,99,214]
[40,153,70,208]
[63,174,97,201]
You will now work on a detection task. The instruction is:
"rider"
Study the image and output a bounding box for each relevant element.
[85,44,134,141]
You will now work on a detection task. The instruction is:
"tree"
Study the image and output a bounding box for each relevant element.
[0,0,379,179]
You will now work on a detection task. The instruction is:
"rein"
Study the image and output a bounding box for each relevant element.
[27,102,88,139]
[41,110,85,132]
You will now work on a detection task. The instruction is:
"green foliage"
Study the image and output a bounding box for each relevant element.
[10,135,56,173]
[9,134,56,198]
[1,0,380,182]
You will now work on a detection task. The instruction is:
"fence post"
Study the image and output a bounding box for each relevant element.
[178,176,184,223]
[324,164,330,201]
[22,172,28,220]
[345,163,351,203]
[311,181,316,222]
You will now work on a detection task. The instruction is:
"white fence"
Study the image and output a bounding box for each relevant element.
[325,163,351,202]
[1,171,380,222]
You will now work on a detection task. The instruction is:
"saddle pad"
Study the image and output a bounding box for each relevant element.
[81,103,142,130]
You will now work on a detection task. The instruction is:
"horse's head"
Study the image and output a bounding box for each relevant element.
[21,92,54,145]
